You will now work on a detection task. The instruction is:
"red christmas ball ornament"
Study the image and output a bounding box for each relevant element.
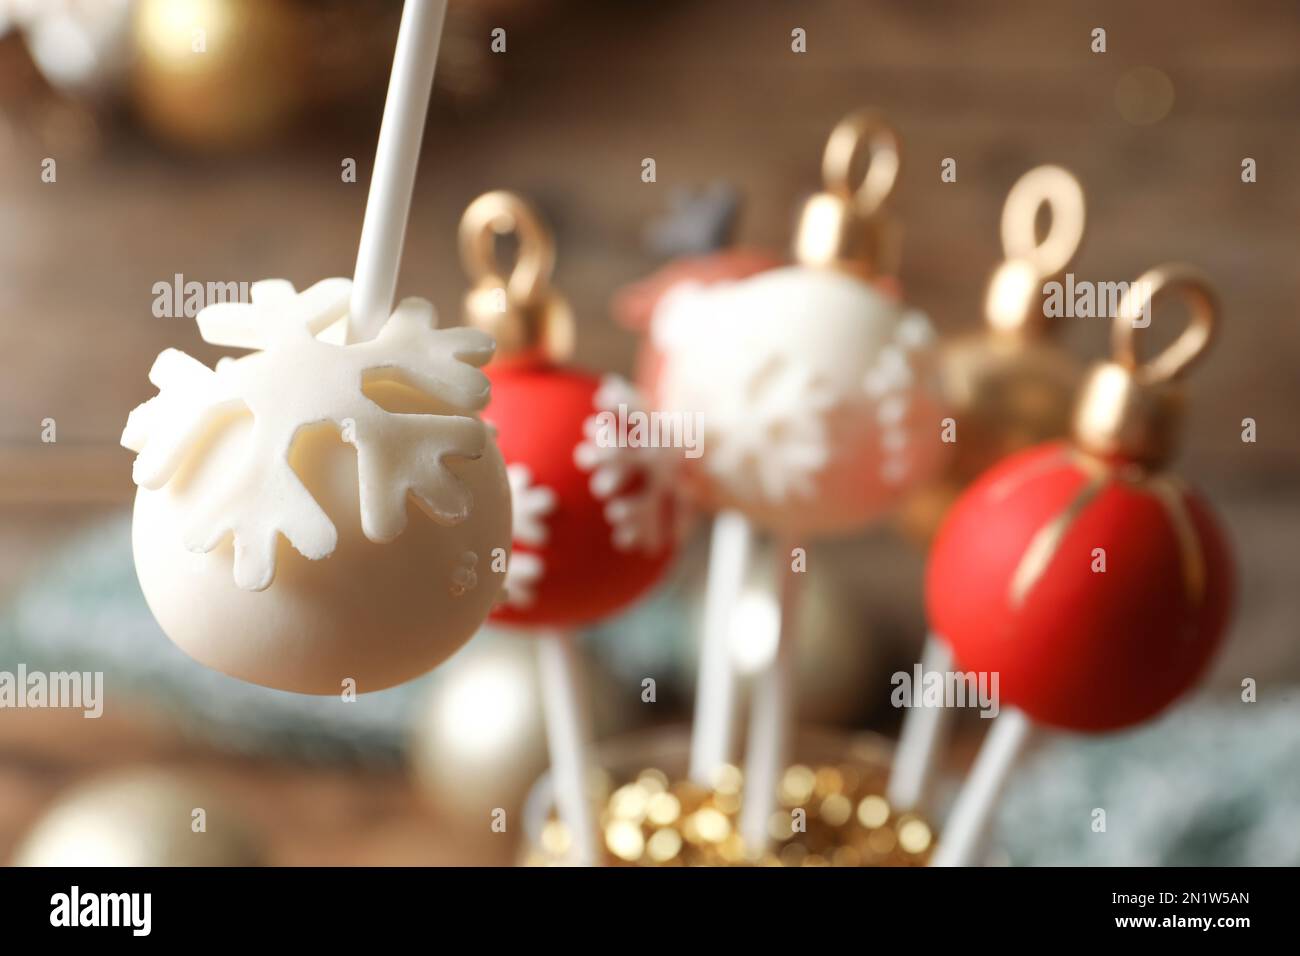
[461,192,677,630]
[926,268,1235,732]
[486,360,675,627]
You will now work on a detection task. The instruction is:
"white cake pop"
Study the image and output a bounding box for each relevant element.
[650,112,946,538]
[124,278,512,695]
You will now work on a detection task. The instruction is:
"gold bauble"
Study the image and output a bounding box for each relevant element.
[410,638,632,827]
[131,0,306,148]
[899,166,1087,544]
[12,768,262,866]
[939,331,1081,483]
[409,641,549,827]
[898,332,1081,544]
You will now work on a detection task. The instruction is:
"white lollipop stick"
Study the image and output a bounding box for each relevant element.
[536,630,598,866]
[739,544,803,854]
[688,509,753,785]
[930,707,1035,867]
[886,634,956,813]
[349,0,449,343]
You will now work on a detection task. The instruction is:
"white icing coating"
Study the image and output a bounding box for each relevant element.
[573,375,676,554]
[651,265,945,537]
[124,278,512,694]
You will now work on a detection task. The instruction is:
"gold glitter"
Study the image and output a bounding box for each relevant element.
[606,820,645,861]
[718,833,747,863]
[645,791,681,827]
[779,842,807,867]
[540,819,571,858]
[532,753,936,868]
[867,826,897,855]
[608,783,649,822]
[820,793,852,827]
[637,768,669,794]
[767,810,796,842]
[714,790,741,815]
[712,764,743,795]
[857,794,890,829]
[674,780,708,808]
[898,817,933,855]
[831,845,861,867]
[680,812,703,845]
[646,827,682,862]
[692,807,731,844]
[779,765,816,806]
[814,766,844,797]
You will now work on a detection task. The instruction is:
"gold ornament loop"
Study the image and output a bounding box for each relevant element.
[821,109,900,217]
[985,165,1085,336]
[1072,264,1218,468]
[459,190,574,363]
[1000,164,1086,279]
[458,190,555,308]
[1113,265,1218,384]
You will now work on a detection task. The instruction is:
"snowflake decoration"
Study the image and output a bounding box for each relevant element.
[650,281,839,506]
[862,309,936,485]
[501,464,556,608]
[507,464,557,547]
[503,551,546,609]
[573,375,676,554]
[705,354,837,504]
[121,278,496,592]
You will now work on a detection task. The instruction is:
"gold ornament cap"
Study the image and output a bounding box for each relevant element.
[460,190,574,363]
[1072,265,1218,469]
[984,164,1086,338]
[793,110,901,279]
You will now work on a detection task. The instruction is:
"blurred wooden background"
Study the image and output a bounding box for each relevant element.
[4,1,1299,483]
[1,0,1297,864]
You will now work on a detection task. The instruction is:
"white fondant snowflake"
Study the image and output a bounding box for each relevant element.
[650,280,840,506]
[862,309,935,485]
[573,376,675,554]
[501,464,557,609]
[121,278,496,592]
[708,355,837,504]
[503,551,546,609]
[506,464,556,547]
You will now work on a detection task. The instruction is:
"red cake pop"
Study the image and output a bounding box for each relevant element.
[487,362,676,627]
[460,193,681,629]
[926,267,1234,732]
[460,191,679,866]
[460,191,677,629]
